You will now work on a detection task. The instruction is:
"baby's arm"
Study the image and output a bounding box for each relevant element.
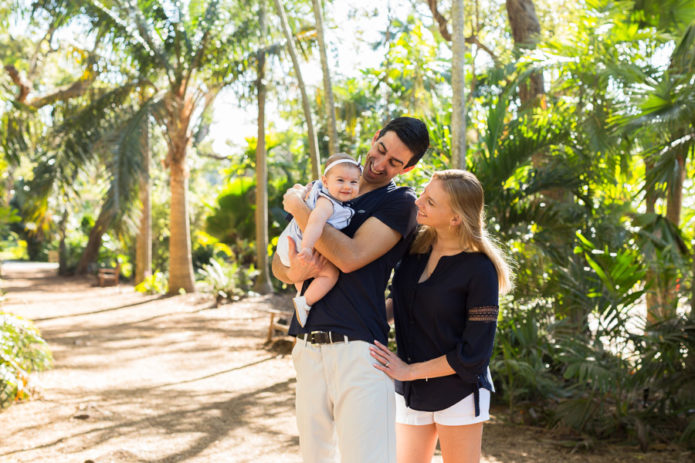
[298,197,334,259]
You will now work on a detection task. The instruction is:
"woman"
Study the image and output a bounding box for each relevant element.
[370,169,513,463]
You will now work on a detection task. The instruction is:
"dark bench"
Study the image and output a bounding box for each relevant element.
[97,262,120,287]
[265,308,292,343]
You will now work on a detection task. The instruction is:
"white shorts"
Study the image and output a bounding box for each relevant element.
[395,388,491,426]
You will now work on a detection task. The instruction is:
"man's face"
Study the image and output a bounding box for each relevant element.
[361,130,415,186]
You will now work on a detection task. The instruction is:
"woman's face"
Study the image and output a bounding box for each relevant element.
[414,178,456,228]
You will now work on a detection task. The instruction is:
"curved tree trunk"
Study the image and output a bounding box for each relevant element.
[275,0,321,179]
[135,118,152,285]
[254,0,273,294]
[505,0,544,105]
[311,0,338,156]
[75,202,114,275]
[451,0,466,169]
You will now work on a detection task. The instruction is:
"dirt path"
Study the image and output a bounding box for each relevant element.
[0,262,690,463]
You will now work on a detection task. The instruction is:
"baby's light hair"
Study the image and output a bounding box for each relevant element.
[323,153,362,176]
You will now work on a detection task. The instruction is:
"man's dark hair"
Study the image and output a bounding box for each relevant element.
[378,116,430,168]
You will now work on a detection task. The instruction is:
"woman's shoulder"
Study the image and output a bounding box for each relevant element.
[458,252,496,275]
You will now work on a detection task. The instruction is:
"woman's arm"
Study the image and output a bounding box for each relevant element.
[369,341,455,381]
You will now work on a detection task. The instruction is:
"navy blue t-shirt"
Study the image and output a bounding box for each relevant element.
[288,181,417,344]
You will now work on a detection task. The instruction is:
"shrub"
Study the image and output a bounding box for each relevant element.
[134,271,168,295]
[199,258,258,306]
[0,312,53,409]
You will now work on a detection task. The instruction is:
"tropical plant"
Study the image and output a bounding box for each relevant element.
[199,258,241,306]
[71,0,262,293]
[134,271,168,296]
[0,312,52,409]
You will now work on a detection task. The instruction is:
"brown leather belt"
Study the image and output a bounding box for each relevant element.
[298,331,359,344]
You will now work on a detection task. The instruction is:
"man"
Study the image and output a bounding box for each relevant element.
[272,116,430,463]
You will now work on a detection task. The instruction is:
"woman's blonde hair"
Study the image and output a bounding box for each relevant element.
[410,169,514,294]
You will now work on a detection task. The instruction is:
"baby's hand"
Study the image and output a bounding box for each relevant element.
[298,248,313,260]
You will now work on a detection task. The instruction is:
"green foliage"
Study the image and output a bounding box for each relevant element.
[0,312,52,409]
[199,258,258,306]
[493,231,694,448]
[134,272,168,295]
[491,308,567,416]
[0,232,28,261]
[205,176,256,244]
[191,231,234,271]
[204,164,296,267]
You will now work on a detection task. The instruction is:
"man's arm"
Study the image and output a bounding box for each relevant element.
[271,252,293,285]
[271,241,327,285]
[284,190,401,273]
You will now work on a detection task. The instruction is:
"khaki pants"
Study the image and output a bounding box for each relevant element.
[292,339,396,463]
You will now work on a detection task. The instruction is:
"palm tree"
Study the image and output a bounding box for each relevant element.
[619,23,695,320]
[82,0,259,293]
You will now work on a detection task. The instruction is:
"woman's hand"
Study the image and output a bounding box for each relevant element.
[370,340,412,381]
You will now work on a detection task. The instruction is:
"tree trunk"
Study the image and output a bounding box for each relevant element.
[659,152,687,318]
[275,0,321,179]
[505,0,544,106]
[58,208,69,276]
[666,153,685,226]
[254,0,273,294]
[691,251,695,316]
[168,152,195,293]
[135,118,152,285]
[451,0,466,169]
[166,93,196,294]
[384,1,393,124]
[645,161,660,324]
[311,0,338,156]
[75,203,114,275]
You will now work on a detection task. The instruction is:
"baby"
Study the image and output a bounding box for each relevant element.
[276,153,362,326]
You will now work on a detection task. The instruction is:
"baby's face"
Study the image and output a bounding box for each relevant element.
[323,164,361,202]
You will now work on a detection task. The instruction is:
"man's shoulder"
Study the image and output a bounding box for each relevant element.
[383,183,416,202]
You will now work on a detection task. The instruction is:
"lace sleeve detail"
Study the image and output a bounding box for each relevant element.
[468,305,499,322]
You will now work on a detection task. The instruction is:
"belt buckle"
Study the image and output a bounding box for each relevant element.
[309,330,325,345]
[310,331,333,345]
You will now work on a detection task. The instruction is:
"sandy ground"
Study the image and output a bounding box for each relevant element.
[0,262,691,463]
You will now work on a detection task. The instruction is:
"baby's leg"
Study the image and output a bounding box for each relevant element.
[303,261,340,306]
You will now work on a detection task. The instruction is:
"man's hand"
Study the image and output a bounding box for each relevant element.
[298,247,313,260]
[286,236,326,283]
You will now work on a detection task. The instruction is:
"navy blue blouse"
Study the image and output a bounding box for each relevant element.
[392,249,499,413]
